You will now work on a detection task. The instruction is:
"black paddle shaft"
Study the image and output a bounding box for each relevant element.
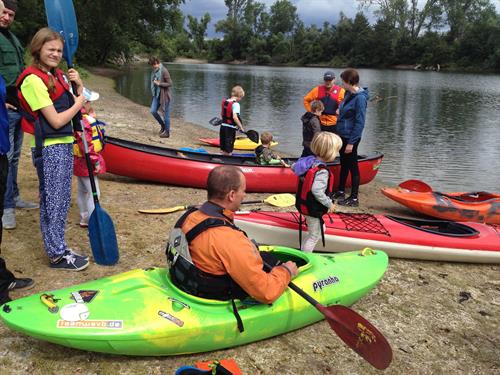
[80,126,100,205]
[70,80,100,205]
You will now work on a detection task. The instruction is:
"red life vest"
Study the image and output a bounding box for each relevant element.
[16,66,74,137]
[295,164,334,218]
[220,98,235,125]
[317,84,343,116]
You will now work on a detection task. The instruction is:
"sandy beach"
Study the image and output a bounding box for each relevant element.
[0,67,498,374]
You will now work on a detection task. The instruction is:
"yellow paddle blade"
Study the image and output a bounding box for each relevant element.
[138,205,187,214]
[263,193,296,207]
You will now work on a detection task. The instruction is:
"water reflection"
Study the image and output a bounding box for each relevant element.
[115,64,500,191]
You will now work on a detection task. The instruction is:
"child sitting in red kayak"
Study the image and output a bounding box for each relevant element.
[73,89,106,228]
[255,131,289,167]
[292,132,342,252]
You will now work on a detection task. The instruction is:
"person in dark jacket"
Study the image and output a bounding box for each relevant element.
[0,0,39,231]
[333,68,369,207]
[300,100,323,157]
[0,31,34,304]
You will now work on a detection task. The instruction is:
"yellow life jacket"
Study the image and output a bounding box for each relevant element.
[74,115,105,157]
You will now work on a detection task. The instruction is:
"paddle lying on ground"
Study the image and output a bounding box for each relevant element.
[45,0,119,265]
[288,281,393,369]
[398,179,433,192]
[138,193,296,214]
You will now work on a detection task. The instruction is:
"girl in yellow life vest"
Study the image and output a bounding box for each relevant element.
[73,89,106,227]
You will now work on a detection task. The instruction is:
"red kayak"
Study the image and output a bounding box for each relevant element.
[102,137,383,193]
[234,211,500,263]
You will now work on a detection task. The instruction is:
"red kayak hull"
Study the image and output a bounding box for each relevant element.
[102,137,383,193]
[234,211,500,263]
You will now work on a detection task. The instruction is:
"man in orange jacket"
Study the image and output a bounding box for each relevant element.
[173,166,298,305]
[303,71,345,132]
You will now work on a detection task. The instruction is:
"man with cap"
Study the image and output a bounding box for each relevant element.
[303,71,345,133]
[0,0,38,231]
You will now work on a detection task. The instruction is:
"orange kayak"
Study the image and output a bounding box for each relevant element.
[382,181,500,224]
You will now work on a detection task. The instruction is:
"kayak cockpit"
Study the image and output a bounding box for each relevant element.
[435,191,499,203]
[386,215,479,237]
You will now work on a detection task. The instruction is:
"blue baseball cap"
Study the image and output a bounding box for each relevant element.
[323,71,335,81]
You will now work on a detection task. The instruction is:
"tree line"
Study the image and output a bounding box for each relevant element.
[12,0,500,72]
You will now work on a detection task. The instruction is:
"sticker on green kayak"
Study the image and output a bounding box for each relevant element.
[60,303,90,322]
[312,275,340,292]
[158,310,184,327]
[71,290,99,304]
[57,320,123,329]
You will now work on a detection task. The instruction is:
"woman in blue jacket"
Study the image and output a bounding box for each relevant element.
[333,69,369,207]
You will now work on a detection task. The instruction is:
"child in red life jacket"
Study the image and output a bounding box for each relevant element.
[220,85,245,155]
[292,132,342,252]
[255,131,289,167]
[73,90,106,227]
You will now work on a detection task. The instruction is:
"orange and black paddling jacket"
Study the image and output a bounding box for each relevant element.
[303,84,345,127]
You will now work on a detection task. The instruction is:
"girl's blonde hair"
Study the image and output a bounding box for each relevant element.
[231,85,245,98]
[29,27,64,93]
[310,132,342,162]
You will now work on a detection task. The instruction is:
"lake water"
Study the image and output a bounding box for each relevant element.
[115,63,500,192]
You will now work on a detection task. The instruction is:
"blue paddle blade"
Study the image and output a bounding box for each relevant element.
[44,0,79,65]
[88,203,119,266]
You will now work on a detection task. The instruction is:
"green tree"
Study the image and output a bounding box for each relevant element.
[16,0,185,65]
[439,0,496,41]
[187,13,211,55]
[269,0,298,35]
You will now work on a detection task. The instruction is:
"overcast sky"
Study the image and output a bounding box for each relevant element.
[181,0,500,37]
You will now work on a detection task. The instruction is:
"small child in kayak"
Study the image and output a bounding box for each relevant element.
[73,89,106,228]
[255,131,289,167]
[292,132,342,252]
[220,85,245,155]
[300,100,323,157]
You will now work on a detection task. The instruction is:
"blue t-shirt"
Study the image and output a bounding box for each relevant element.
[0,75,10,155]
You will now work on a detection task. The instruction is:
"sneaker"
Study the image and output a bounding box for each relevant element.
[331,191,345,201]
[8,278,35,291]
[159,130,170,138]
[338,196,359,207]
[15,197,39,210]
[2,208,16,230]
[50,250,89,271]
[68,248,89,260]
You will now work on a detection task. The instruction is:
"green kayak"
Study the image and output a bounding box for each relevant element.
[0,246,388,356]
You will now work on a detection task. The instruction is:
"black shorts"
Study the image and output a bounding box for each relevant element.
[220,125,237,153]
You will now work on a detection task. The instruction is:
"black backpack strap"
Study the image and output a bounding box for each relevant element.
[185,218,234,243]
[174,206,199,229]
